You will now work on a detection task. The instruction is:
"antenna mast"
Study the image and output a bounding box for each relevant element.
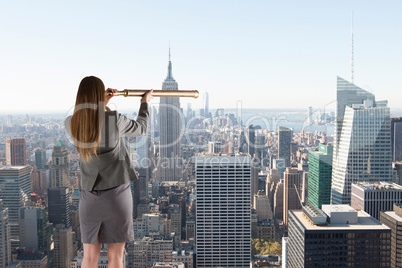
[351,11,354,83]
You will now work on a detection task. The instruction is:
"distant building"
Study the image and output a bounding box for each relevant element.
[308,144,333,209]
[196,154,251,268]
[130,237,173,268]
[273,179,284,220]
[172,251,193,268]
[380,204,402,268]
[19,207,54,264]
[34,150,47,169]
[6,138,26,166]
[15,248,48,268]
[278,127,292,168]
[288,205,391,267]
[0,166,31,250]
[50,140,69,188]
[53,224,73,268]
[247,125,256,157]
[351,182,402,220]
[47,187,70,228]
[254,192,273,222]
[283,168,302,228]
[0,200,11,267]
[158,53,183,182]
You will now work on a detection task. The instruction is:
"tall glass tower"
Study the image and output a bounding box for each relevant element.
[331,77,393,204]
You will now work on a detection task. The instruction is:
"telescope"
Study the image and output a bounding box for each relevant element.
[108,89,199,98]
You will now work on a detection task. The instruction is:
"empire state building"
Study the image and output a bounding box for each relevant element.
[157,52,183,181]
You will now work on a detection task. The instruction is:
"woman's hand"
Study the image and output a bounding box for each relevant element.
[141,89,154,103]
[105,88,117,106]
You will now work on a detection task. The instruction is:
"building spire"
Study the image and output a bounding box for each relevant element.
[167,44,173,80]
[351,11,354,83]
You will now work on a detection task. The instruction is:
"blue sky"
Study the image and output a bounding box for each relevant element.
[1,0,401,112]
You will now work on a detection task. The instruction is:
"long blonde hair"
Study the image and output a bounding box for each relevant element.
[70,76,105,162]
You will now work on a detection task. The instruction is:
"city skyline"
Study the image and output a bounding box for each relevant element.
[1,1,401,112]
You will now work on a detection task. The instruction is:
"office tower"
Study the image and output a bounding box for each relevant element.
[395,162,402,186]
[283,168,302,227]
[278,126,292,167]
[35,150,47,169]
[204,91,209,117]
[158,52,182,182]
[247,124,255,157]
[53,225,73,268]
[170,204,181,247]
[196,154,251,268]
[19,207,46,249]
[308,144,333,208]
[0,166,31,250]
[0,200,11,268]
[255,134,266,161]
[307,106,313,124]
[331,78,393,204]
[273,158,286,178]
[273,179,284,220]
[47,187,70,228]
[50,140,69,188]
[288,205,391,267]
[239,130,246,153]
[380,204,402,268]
[6,138,26,166]
[391,117,402,162]
[172,251,194,268]
[351,182,402,220]
[254,192,273,222]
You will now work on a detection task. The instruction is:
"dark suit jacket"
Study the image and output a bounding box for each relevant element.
[65,102,150,191]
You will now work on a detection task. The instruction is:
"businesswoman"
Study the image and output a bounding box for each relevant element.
[65,76,153,268]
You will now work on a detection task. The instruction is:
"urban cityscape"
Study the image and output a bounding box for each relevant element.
[1,1,402,268]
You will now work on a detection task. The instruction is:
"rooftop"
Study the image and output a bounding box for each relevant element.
[353,181,402,191]
[292,208,389,231]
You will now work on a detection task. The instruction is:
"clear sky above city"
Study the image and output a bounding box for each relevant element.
[1,0,401,113]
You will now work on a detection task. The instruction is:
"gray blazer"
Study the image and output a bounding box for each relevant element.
[65,102,150,191]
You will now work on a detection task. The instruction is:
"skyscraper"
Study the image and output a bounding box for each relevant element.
[50,140,69,188]
[283,168,302,227]
[278,126,292,167]
[331,79,393,204]
[6,138,26,166]
[158,51,182,182]
[0,200,11,268]
[204,91,209,117]
[47,187,70,228]
[308,144,333,209]
[0,166,31,250]
[196,154,251,268]
[35,150,47,169]
[391,117,402,162]
[247,124,255,158]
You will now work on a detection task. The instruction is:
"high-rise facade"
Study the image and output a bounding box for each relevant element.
[391,117,402,162]
[35,150,47,169]
[278,126,292,167]
[158,53,182,182]
[53,225,73,268]
[0,200,11,268]
[0,166,31,250]
[331,77,393,204]
[196,154,251,268]
[247,124,255,158]
[308,143,333,209]
[47,187,70,228]
[283,168,302,227]
[288,205,391,267]
[51,140,69,188]
[204,91,209,117]
[351,182,402,220]
[380,204,402,268]
[6,138,26,166]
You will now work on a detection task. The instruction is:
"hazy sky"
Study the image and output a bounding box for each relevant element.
[1,0,401,113]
